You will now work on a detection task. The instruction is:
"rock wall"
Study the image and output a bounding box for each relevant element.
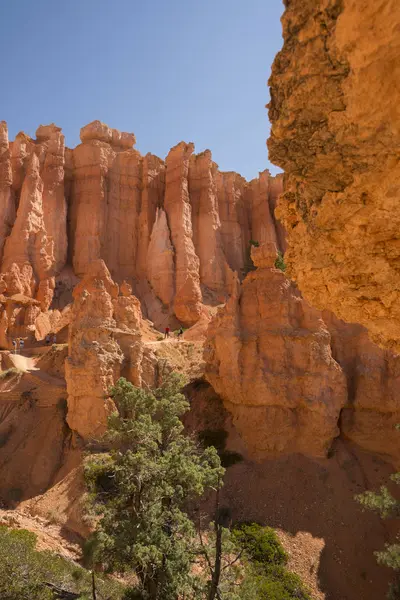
[0,120,283,341]
[205,242,400,465]
[268,0,400,352]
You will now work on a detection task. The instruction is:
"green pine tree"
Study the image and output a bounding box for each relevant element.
[84,373,225,600]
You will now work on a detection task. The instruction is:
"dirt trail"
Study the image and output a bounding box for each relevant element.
[8,353,37,372]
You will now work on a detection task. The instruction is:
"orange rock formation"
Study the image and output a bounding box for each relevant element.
[0,120,282,341]
[205,242,347,458]
[268,0,400,351]
[205,242,400,465]
[65,260,150,440]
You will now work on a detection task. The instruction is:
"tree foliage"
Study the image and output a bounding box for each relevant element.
[0,526,122,600]
[356,433,400,599]
[274,250,286,272]
[85,374,225,600]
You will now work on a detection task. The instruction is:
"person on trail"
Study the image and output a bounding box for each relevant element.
[52,333,57,344]
[164,326,170,339]
[177,327,184,340]
[19,338,25,351]
[45,334,50,345]
[12,339,17,354]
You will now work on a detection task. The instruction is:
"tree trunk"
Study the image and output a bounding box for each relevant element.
[92,570,97,600]
[208,484,223,600]
[208,522,222,600]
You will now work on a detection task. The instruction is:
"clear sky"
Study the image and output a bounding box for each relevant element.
[0,1,283,180]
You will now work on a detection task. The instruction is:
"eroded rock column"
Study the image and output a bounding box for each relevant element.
[164,142,202,324]
[205,242,347,458]
[189,150,234,298]
[0,122,15,262]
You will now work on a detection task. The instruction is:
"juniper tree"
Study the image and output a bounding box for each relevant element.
[85,374,225,600]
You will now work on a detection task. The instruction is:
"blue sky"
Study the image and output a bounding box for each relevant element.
[0,1,283,180]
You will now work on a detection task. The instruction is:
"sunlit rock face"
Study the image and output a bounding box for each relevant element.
[268,0,400,352]
[0,120,283,337]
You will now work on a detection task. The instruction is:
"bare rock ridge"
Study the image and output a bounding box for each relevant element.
[268,0,400,352]
[0,120,283,343]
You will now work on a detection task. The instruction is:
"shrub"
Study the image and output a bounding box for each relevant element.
[231,524,311,600]
[233,523,287,568]
[0,525,124,599]
[0,368,22,380]
[244,567,311,600]
[275,250,286,272]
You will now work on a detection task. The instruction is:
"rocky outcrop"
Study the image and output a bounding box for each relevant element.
[205,241,400,465]
[0,120,283,343]
[65,260,123,439]
[164,142,202,324]
[189,151,235,299]
[205,242,347,458]
[216,171,249,276]
[323,311,400,465]
[0,123,15,262]
[65,260,158,440]
[268,0,400,351]
[69,123,140,278]
[147,208,175,306]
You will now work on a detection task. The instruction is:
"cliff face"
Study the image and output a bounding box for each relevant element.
[3,117,400,467]
[268,0,400,352]
[205,242,400,465]
[0,120,283,340]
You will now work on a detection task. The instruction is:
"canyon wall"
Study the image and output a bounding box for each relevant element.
[2,117,400,467]
[268,0,400,352]
[0,120,283,343]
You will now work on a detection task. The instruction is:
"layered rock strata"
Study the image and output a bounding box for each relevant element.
[268,0,400,351]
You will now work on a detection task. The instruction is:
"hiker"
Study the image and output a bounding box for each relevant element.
[19,338,25,351]
[177,327,184,340]
[164,326,170,339]
[52,333,57,344]
[45,334,51,345]
[12,339,17,354]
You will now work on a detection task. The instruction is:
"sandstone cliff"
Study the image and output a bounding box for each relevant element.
[268,0,400,351]
[0,120,283,340]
